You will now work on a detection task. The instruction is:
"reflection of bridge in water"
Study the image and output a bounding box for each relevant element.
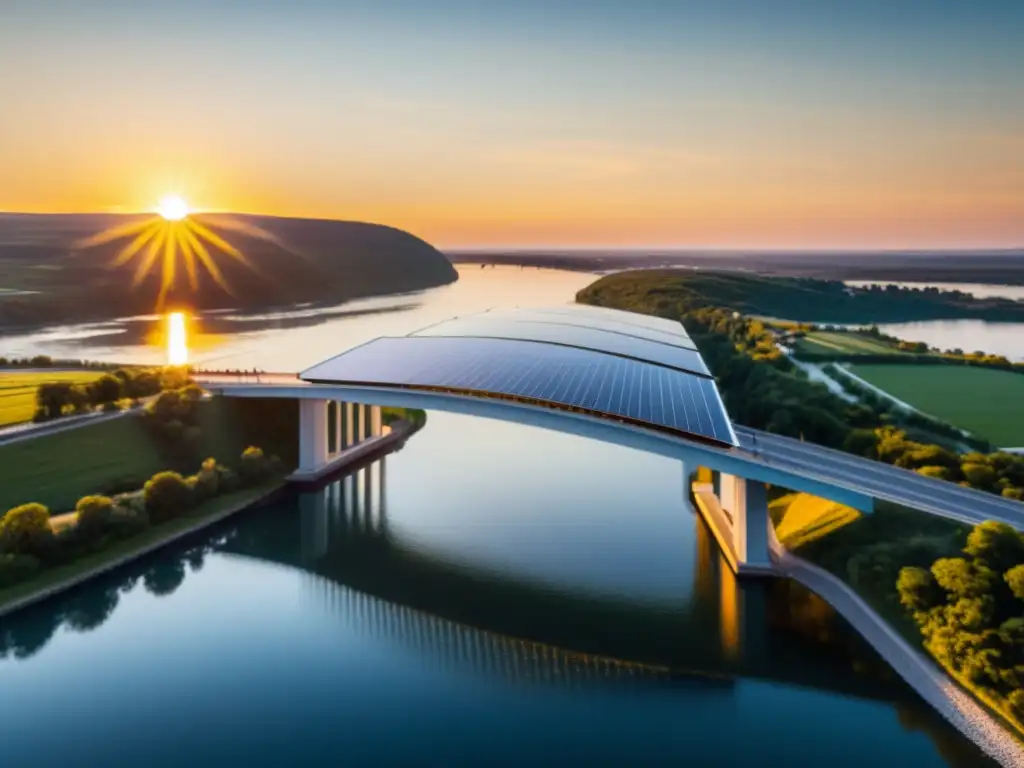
[216,455,906,703]
[304,574,715,690]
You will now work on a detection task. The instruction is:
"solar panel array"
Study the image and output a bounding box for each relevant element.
[301,335,735,445]
[413,317,710,377]
[526,304,693,338]
[470,308,696,349]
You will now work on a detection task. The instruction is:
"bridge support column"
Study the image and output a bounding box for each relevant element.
[298,398,329,474]
[334,401,343,453]
[720,474,773,573]
[344,402,354,449]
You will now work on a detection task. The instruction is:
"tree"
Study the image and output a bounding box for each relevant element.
[897,567,942,612]
[917,465,954,481]
[239,446,267,484]
[964,521,1024,576]
[931,557,995,599]
[88,374,122,406]
[1005,565,1024,601]
[840,429,878,458]
[75,495,114,543]
[0,503,54,559]
[35,381,73,420]
[961,462,998,491]
[143,472,192,524]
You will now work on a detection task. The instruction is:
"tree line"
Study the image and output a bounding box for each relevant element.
[34,366,192,422]
[898,521,1024,729]
[0,446,283,592]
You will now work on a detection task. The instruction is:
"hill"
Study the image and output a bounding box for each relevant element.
[576,269,1024,324]
[0,213,458,329]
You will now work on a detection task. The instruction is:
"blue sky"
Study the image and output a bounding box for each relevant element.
[2,0,1021,248]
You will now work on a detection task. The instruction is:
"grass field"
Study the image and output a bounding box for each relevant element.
[0,399,249,515]
[0,370,104,427]
[849,364,1024,446]
[770,493,861,549]
[793,331,904,357]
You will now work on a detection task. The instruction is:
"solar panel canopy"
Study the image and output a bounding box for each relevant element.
[467,307,697,349]
[412,317,710,377]
[300,305,736,446]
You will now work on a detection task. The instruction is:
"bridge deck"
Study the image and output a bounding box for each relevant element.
[194,373,1024,532]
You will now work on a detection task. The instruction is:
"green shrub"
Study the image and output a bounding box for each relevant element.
[216,466,241,493]
[239,446,267,484]
[107,505,149,539]
[75,495,114,542]
[143,471,193,524]
[0,553,40,588]
[0,503,55,559]
[192,458,220,502]
[112,491,146,515]
[52,525,87,562]
[101,401,122,413]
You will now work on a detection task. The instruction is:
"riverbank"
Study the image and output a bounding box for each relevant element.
[0,414,422,617]
[691,483,1024,767]
[0,480,286,616]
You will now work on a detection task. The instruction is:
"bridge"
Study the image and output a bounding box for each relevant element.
[195,303,1024,577]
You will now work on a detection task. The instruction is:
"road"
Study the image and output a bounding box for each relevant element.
[774,542,1024,767]
[0,408,137,446]
[736,425,1024,529]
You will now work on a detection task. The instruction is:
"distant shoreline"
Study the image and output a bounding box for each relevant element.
[447,250,1024,287]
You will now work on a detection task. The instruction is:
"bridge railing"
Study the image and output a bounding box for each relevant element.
[190,367,301,384]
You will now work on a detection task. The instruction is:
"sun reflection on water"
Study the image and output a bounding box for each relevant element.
[167,311,189,366]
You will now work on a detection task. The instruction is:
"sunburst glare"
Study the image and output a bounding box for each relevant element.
[75,198,288,310]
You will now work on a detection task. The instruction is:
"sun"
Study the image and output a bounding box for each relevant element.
[75,199,293,311]
[157,195,189,221]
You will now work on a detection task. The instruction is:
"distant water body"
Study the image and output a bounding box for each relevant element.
[845,281,1024,302]
[844,281,1024,361]
[1,269,1020,365]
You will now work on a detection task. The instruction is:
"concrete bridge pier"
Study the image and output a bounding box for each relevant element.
[690,467,775,577]
[719,474,773,573]
[293,400,385,483]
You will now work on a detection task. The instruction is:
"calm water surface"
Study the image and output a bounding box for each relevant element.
[0,267,593,369]
[0,413,997,766]
[2,268,1020,365]
[844,281,1024,361]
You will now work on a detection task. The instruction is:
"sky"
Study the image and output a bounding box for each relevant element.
[1,0,1022,249]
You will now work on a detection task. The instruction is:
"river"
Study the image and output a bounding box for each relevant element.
[843,281,1024,361]
[0,268,1004,765]
[1,268,1020,365]
[0,412,997,766]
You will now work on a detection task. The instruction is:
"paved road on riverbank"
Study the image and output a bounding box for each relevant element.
[0,408,136,446]
[775,543,1024,767]
[734,426,1024,529]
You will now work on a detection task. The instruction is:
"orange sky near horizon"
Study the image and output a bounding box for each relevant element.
[2,2,1022,250]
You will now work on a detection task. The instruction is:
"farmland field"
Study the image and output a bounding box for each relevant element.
[848,364,1024,446]
[0,399,247,515]
[792,331,903,357]
[0,370,104,427]
[770,492,861,549]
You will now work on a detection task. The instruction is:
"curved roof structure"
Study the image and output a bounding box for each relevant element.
[300,305,737,447]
